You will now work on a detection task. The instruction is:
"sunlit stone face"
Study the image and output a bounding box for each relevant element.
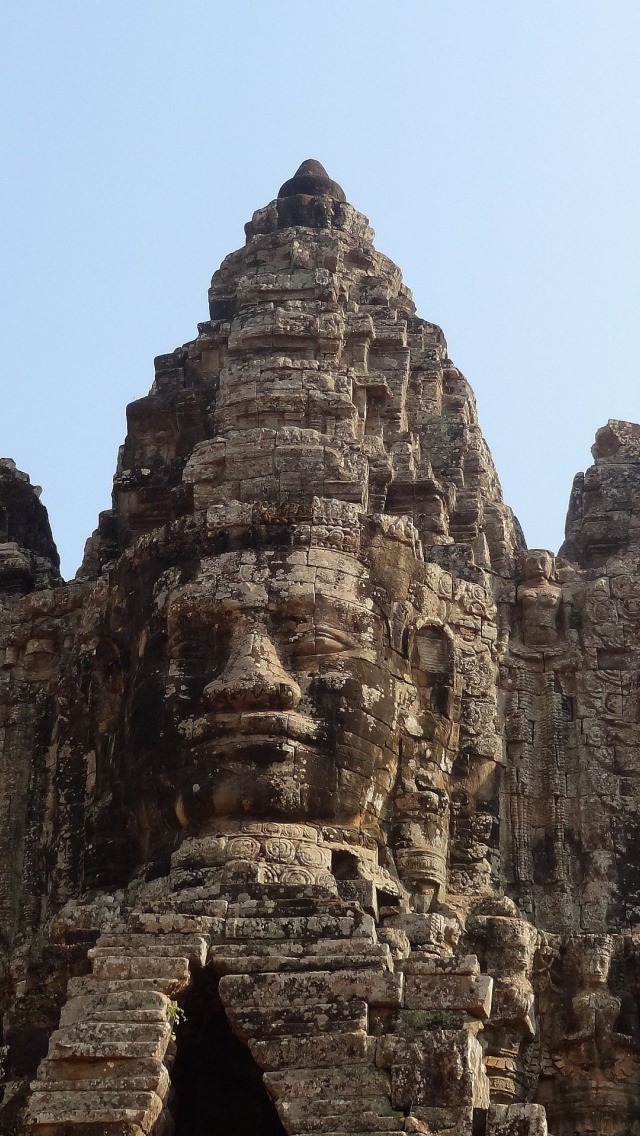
[520,549,554,585]
[577,937,613,988]
[163,540,407,829]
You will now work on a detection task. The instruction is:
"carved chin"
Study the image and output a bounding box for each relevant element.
[174,732,376,826]
[176,763,304,826]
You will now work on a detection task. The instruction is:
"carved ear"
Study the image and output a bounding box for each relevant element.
[411,624,452,675]
[409,624,455,717]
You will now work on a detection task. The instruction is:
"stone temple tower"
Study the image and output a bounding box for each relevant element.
[3,160,640,1136]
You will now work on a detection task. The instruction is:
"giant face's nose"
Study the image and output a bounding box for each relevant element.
[203,623,301,712]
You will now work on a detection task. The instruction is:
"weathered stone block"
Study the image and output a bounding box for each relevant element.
[398,953,480,975]
[58,989,170,1028]
[220,968,403,1010]
[249,1030,375,1071]
[35,1058,168,1090]
[27,1088,163,1131]
[487,1104,548,1136]
[278,1095,401,1133]
[384,1030,489,1111]
[93,933,208,963]
[226,998,368,1040]
[403,973,492,1018]
[48,1021,171,1062]
[264,1064,391,1102]
[90,955,190,990]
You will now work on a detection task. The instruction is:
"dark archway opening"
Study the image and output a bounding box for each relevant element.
[331,849,360,880]
[170,968,287,1136]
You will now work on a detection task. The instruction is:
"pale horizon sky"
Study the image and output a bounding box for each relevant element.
[3,1,640,578]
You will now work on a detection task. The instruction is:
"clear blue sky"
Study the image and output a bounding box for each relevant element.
[3,1,640,578]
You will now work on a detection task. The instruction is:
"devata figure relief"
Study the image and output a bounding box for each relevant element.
[516,550,563,648]
[2,162,640,1136]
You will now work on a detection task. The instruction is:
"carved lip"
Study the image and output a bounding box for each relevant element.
[183,710,321,747]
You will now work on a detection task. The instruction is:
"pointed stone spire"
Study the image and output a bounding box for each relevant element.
[278,158,346,202]
[83,160,521,579]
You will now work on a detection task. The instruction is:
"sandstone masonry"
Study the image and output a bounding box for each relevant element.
[1,161,639,1136]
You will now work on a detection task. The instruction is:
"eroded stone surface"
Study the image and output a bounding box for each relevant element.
[2,163,640,1136]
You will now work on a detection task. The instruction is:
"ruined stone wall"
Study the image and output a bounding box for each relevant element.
[2,162,640,1136]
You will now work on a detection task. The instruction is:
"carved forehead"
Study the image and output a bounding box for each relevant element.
[169,545,373,616]
[521,548,554,569]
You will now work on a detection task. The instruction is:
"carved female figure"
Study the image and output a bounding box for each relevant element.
[517,549,563,647]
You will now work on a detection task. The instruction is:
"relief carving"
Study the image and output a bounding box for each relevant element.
[3,162,640,1136]
[516,550,563,648]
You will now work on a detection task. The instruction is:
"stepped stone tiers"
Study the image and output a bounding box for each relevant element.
[2,162,640,1136]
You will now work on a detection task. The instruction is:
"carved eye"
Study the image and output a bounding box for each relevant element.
[290,625,356,659]
[170,616,229,668]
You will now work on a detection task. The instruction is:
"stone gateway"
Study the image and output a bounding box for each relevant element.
[2,160,640,1136]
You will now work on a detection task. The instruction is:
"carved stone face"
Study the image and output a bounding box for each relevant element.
[516,548,563,647]
[579,937,613,987]
[162,539,411,830]
[488,919,538,978]
[520,549,555,584]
